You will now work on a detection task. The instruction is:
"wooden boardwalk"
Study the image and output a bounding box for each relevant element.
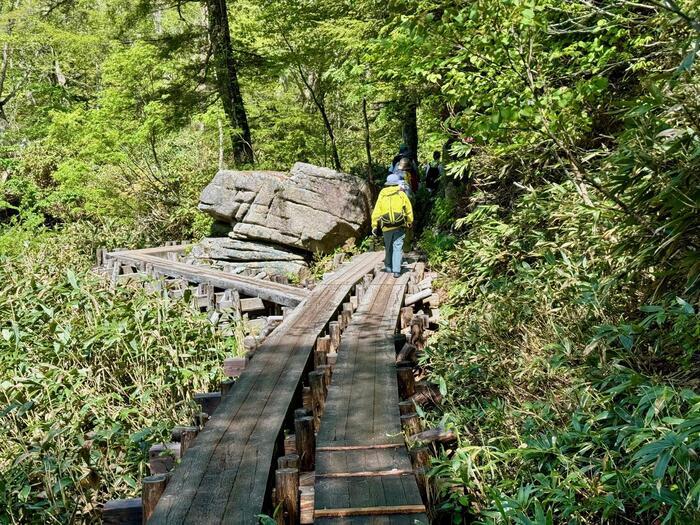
[106,247,309,307]
[314,271,428,524]
[148,251,383,525]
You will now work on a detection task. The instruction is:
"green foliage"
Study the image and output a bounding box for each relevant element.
[422,183,699,523]
[0,225,234,523]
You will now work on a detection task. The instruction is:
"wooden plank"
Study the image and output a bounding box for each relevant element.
[315,516,428,525]
[314,270,426,522]
[317,470,413,478]
[240,297,265,312]
[404,288,432,306]
[102,498,142,525]
[149,251,383,525]
[314,504,426,518]
[316,444,402,452]
[106,250,308,307]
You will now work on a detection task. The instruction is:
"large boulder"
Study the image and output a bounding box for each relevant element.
[198,163,372,253]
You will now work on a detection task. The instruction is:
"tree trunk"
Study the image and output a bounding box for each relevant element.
[316,92,341,171]
[362,97,372,182]
[206,0,253,166]
[401,101,418,162]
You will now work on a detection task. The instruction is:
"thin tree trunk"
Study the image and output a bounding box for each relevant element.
[206,0,253,166]
[318,97,341,171]
[362,97,372,182]
[401,101,418,162]
[279,33,341,171]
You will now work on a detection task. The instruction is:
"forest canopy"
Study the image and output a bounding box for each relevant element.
[1,0,699,523]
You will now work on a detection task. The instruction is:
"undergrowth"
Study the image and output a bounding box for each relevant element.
[420,184,700,524]
[0,222,234,524]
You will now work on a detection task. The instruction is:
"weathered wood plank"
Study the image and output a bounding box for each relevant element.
[240,296,265,312]
[314,270,426,522]
[149,251,383,525]
[106,250,308,307]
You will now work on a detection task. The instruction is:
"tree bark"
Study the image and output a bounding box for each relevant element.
[401,101,418,162]
[316,91,342,171]
[206,0,253,166]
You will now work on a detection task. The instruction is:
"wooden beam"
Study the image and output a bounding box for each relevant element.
[106,251,308,307]
[404,288,432,306]
[102,498,142,525]
[316,469,414,478]
[240,297,265,312]
[314,505,426,518]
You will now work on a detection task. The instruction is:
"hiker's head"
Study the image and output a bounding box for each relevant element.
[433,150,441,161]
[397,157,413,173]
[385,174,403,186]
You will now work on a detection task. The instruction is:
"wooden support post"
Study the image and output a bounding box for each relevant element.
[396,343,418,364]
[142,474,168,524]
[328,321,341,352]
[397,362,416,400]
[400,306,414,330]
[171,425,196,442]
[301,386,312,411]
[399,400,415,416]
[355,283,365,304]
[275,468,300,525]
[326,351,338,367]
[317,364,332,389]
[350,295,359,311]
[278,453,300,470]
[332,252,345,269]
[414,262,426,282]
[410,446,431,504]
[110,263,120,286]
[180,427,198,457]
[337,311,346,331]
[193,392,221,416]
[341,302,352,329]
[102,498,143,525]
[401,413,422,436]
[294,416,315,471]
[148,443,180,474]
[309,370,326,432]
[220,378,236,396]
[315,335,331,367]
[410,316,424,348]
[193,412,209,428]
[223,356,247,378]
[95,247,105,267]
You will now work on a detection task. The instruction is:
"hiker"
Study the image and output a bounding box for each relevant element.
[390,144,419,176]
[424,150,444,194]
[396,157,419,194]
[371,174,414,277]
[390,144,409,173]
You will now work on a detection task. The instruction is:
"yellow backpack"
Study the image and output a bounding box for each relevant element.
[378,188,407,228]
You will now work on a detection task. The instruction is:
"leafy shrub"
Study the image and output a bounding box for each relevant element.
[0,225,235,523]
[422,184,700,524]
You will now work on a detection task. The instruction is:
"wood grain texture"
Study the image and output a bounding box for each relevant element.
[148,251,383,525]
[106,250,309,306]
[314,270,426,523]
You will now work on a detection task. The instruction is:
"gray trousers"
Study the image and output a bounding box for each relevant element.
[383,228,405,274]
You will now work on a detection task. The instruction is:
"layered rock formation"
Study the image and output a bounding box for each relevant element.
[195,163,372,276]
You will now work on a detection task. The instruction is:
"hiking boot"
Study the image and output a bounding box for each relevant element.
[393,272,401,278]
